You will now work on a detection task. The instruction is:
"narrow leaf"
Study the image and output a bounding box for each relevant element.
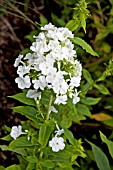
[12,106,38,123]
[100,131,113,159]
[80,12,86,33]
[63,127,77,146]
[26,156,38,163]
[87,140,111,170]
[5,165,21,170]
[66,20,79,31]
[9,137,34,149]
[39,120,54,148]
[81,97,101,105]
[77,104,91,117]
[41,160,55,168]
[83,69,93,84]
[72,37,99,57]
[94,84,110,95]
[9,92,36,106]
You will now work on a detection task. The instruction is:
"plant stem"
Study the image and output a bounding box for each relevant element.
[46,95,53,120]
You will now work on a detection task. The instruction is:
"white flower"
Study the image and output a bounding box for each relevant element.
[41,23,56,31]
[39,61,53,75]
[14,54,23,67]
[52,79,68,95]
[15,75,31,89]
[69,76,81,88]
[26,89,41,99]
[54,95,67,105]
[50,106,58,113]
[17,65,30,78]
[55,129,64,136]
[33,76,47,90]
[10,125,22,140]
[72,89,80,104]
[49,136,65,152]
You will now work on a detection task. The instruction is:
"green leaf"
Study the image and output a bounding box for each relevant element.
[1,135,12,141]
[83,69,93,84]
[9,137,34,149]
[86,140,111,170]
[41,160,55,168]
[63,127,77,146]
[26,156,38,163]
[20,48,32,55]
[103,119,113,127]
[77,104,91,117]
[5,165,21,170]
[9,92,36,106]
[81,97,101,105]
[26,163,36,170]
[72,37,99,57]
[12,106,38,123]
[94,84,110,95]
[80,12,86,33]
[40,15,48,25]
[100,131,113,159]
[39,120,54,148]
[66,20,79,31]
[0,166,5,170]
[0,145,27,156]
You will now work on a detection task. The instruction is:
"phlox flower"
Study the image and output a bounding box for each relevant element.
[15,75,31,89]
[72,89,80,104]
[54,95,67,105]
[14,54,23,67]
[17,65,30,78]
[50,106,58,113]
[33,76,47,90]
[14,23,82,106]
[49,136,65,152]
[10,125,22,140]
[55,129,64,136]
[26,89,41,99]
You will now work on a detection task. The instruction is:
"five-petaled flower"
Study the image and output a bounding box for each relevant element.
[10,125,22,140]
[49,136,65,152]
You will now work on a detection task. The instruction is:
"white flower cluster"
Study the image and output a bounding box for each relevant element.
[14,23,82,105]
[49,128,65,152]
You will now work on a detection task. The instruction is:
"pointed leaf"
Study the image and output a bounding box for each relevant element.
[66,20,79,31]
[83,69,93,84]
[63,127,77,146]
[100,131,113,159]
[9,92,36,106]
[94,84,110,95]
[87,140,111,170]
[72,37,99,57]
[9,137,34,149]
[77,104,91,117]
[39,120,54,148]
[81,97,101,105]
[5,165,21,170]
[80,12,86,33]
[12,106,38,123]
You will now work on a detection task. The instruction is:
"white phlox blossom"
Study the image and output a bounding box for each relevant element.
[50,106,58,113]
[49,136,65,152]
[14,23,82,105]
[10,125,22,140]
[26,89,41,99]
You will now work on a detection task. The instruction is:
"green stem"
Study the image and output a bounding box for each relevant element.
[46,95,53,120]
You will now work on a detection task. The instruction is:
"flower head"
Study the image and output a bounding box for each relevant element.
[10,125,22,140]
[14,23,82,105]
[49,136,65,152]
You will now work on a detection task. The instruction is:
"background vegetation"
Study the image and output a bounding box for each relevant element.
[0,0,113,169]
